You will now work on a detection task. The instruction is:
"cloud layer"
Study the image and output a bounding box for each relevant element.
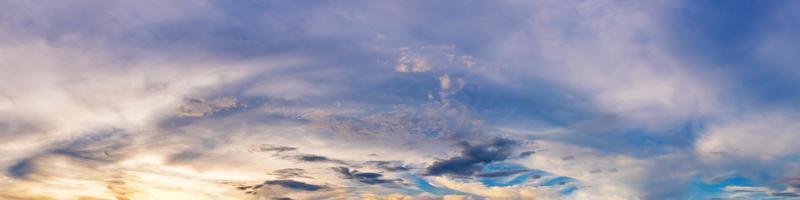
[2,0,800,199]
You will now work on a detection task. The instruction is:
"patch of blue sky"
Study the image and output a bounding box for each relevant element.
[686,175,760,200]
[478,163,545,187]
[476,162,580,195]
[540,176,578,187]
[480,171,537,187]
[480,162,529,172]
[408,176,470,196]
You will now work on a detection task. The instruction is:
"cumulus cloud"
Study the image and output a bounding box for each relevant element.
[425,138,518,177]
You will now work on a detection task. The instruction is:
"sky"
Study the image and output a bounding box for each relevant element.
[1,0,800,199]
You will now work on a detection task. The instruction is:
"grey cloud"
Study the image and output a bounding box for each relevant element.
[295,155,347,165]
[249,144,297,154]
[424,138,518,177]
[236,186,251,190]
[247,144,349,165]
[333,167,400,185]
[772,192,800,197]
[298,155,330,162]
[517,151,535,158]
[785,178,800,188]
[178,97,242,117]
[270,168,312,179]
[365,160,411,172]
[158,96,250,130]
[50,129,130,163]
[6,158,35,179]
[166,150,204,164]
[475,169,529,178]
[6,129,130,179]
[263,179,326,191]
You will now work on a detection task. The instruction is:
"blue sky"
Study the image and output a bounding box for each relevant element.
[1,0,800,199]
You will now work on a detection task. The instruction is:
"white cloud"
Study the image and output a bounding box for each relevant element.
[439,74,451,90]
[489,0,719,128]
[696,112,800,161]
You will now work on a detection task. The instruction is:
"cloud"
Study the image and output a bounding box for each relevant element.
[428,176,558,199]
[2,0,800,199]
[292,155,349,166]
[439,74,451,90]
[177,97,242,117]
[785,178,800,188]
[270,168,312,179]
[365,160,411,172]
[248,144,298,154]
[6,158,34,179]
[517,151,535,158]
[476,169,529,178]
[425,138,517,177]
[263,179,326,191]
[696,112,800,161]
[50,128,131,162]
[772,192,800,197]
[333,166,401,185]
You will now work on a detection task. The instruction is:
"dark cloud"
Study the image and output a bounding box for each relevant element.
[772,192,800,197]
[7,158,35,179]
[270,168,312,179]
[250,144,354,165]
[294,154,348,165]
[259,146,351,166]
[236,186,251,190]
[266,146,297,153]
[517,151,535,158]
[50,129,130,163]
[475,169,529,178]
[299,155,329,162]
[365,161,410,172]
[785,178,800,188]
[333,167,401,185]
[424,138,518,177]
[6,129,130,179]
[249,144,297,154]
[263,180,326,191]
